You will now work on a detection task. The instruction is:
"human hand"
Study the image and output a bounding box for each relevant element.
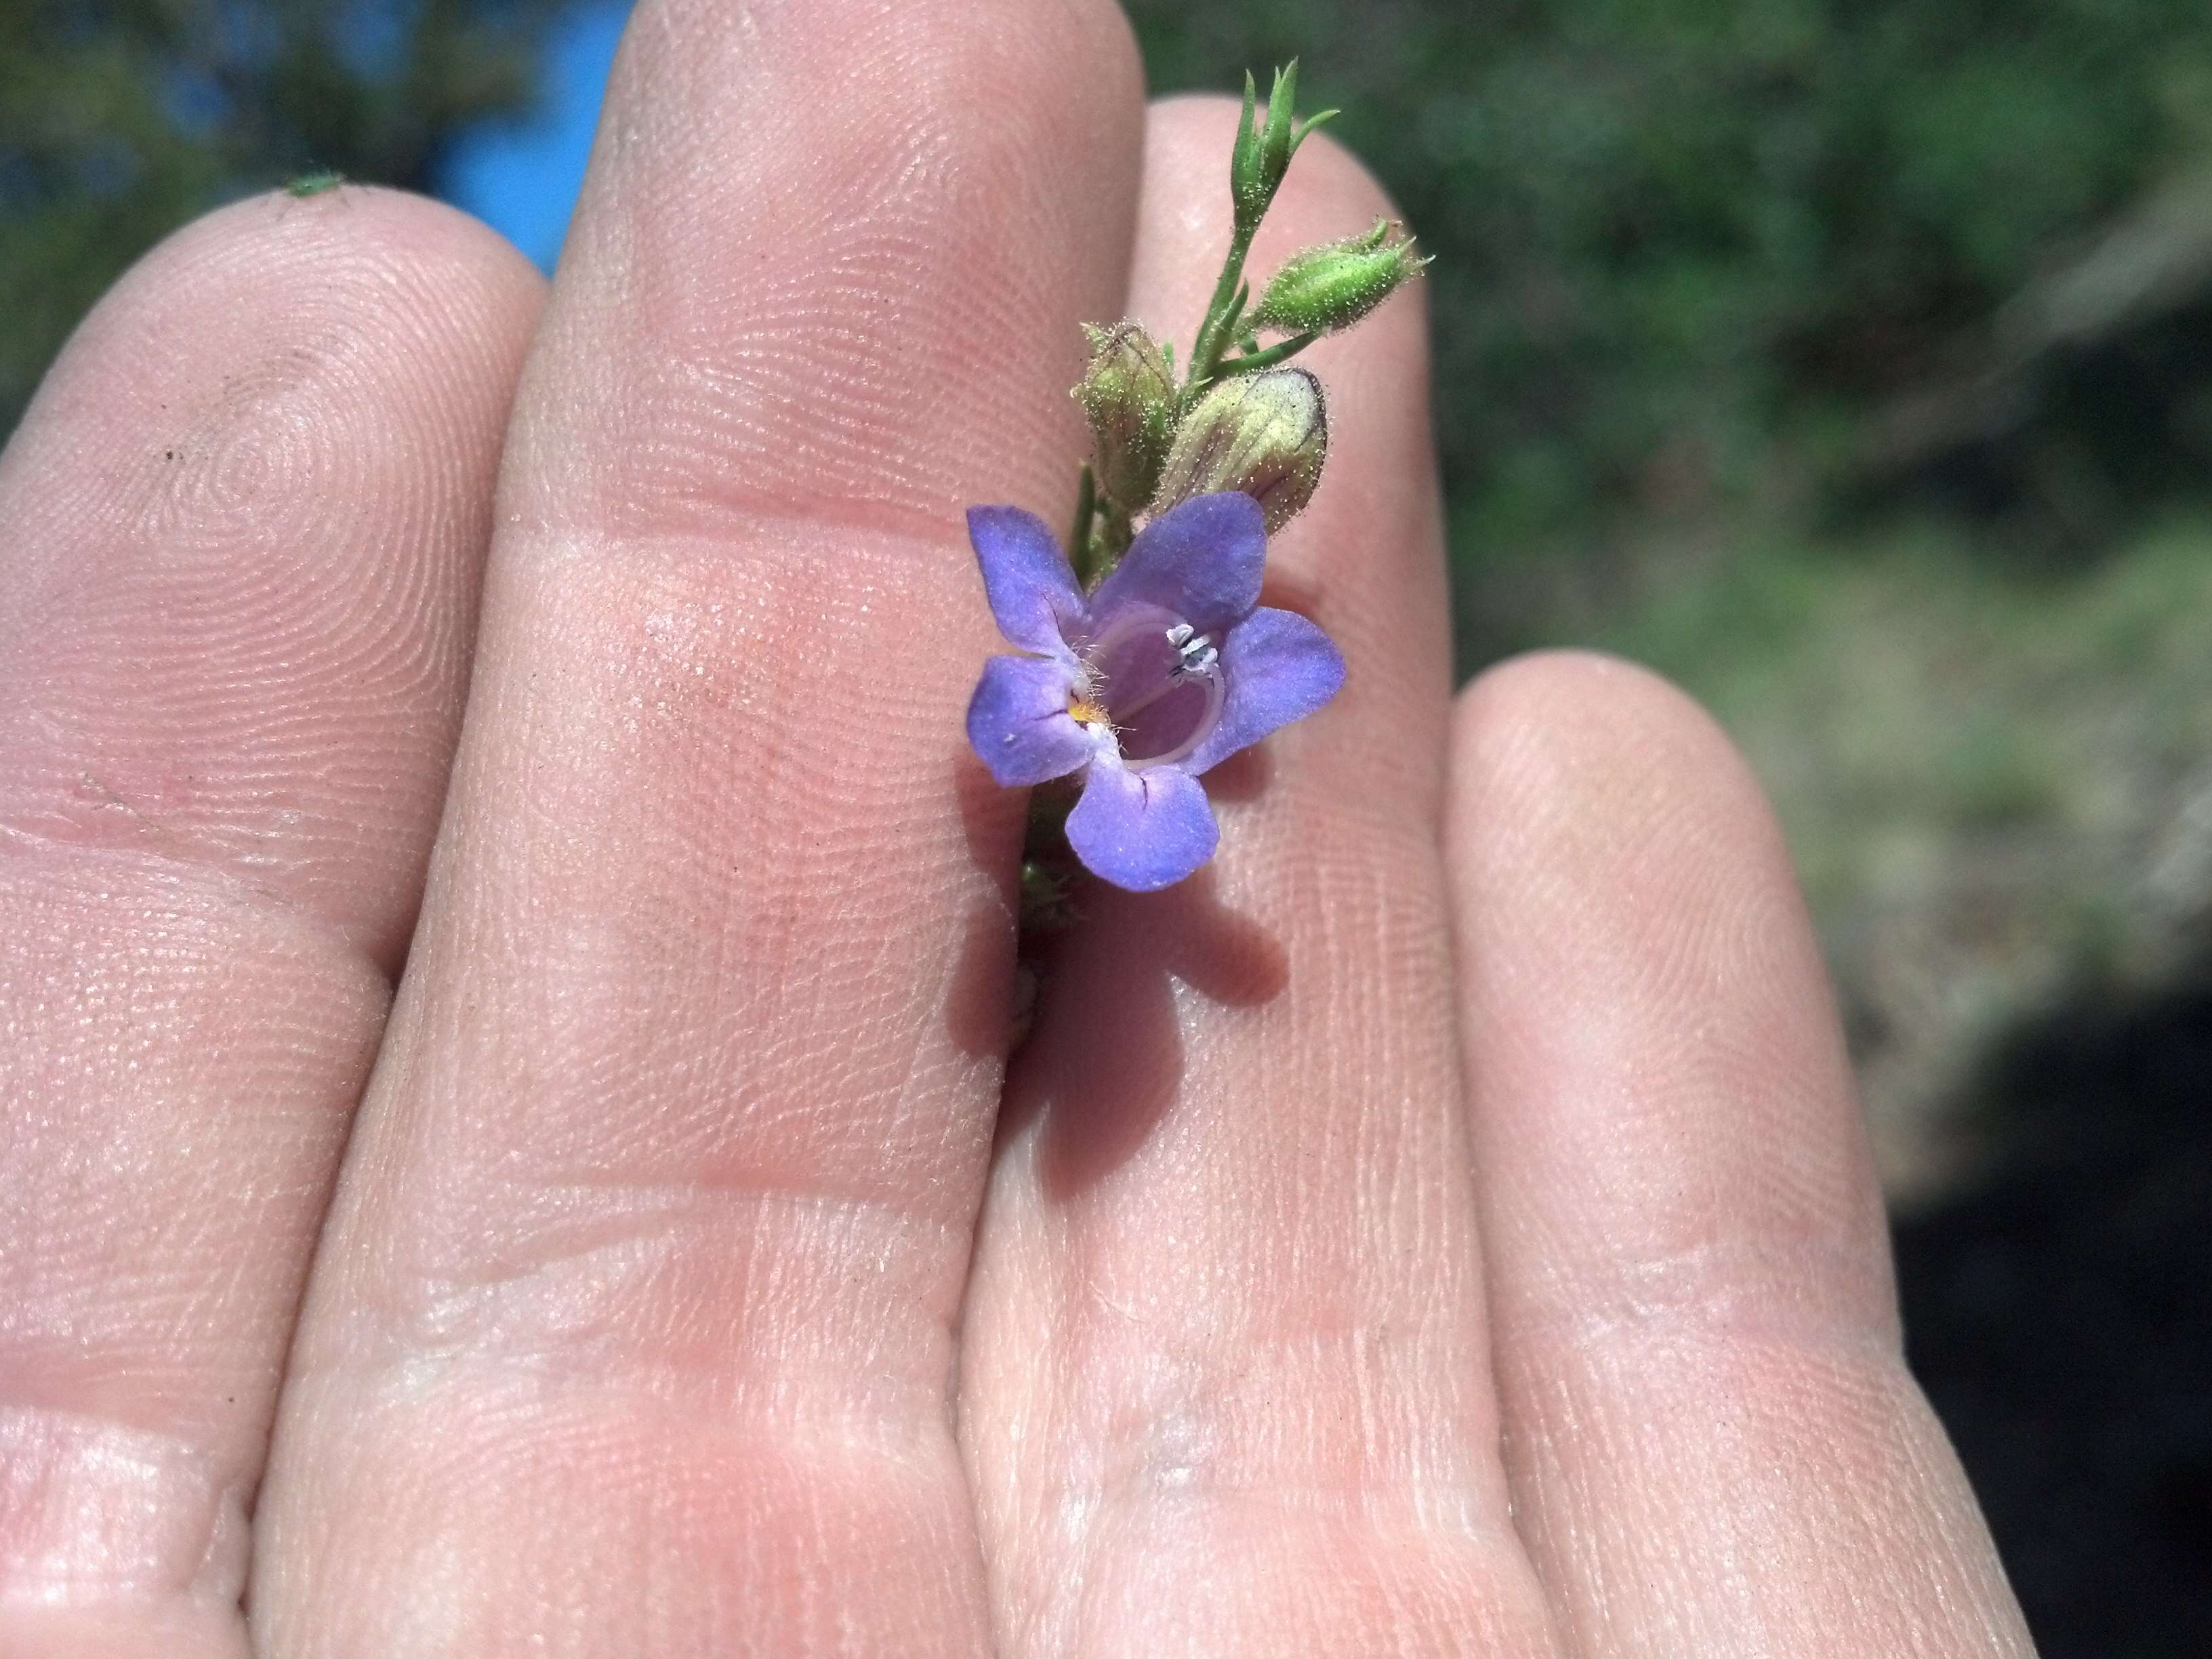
[0,3,2038,1654]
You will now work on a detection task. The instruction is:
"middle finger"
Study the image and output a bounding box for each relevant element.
[253,3,1144,1652]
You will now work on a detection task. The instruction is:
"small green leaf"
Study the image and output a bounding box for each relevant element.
[1230,70,1263,225]
[1268,64,1298,145]
[1291,108,1340,152]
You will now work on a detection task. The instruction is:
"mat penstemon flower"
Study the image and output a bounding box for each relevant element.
[964,60,1422,899]
[966,493,1343,891]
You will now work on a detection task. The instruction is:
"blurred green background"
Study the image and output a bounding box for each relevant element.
[4,1,2208,1650]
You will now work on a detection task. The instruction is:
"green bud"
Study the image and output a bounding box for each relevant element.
[1231,62,1337,235]
[1251,219,1429,335]
[1151,366,1328,533]
[1073,321,1178,510]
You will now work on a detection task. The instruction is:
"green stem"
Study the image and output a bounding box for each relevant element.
[1090,497,1133,586]
[1212,330,1321,377]
[1067,461,1099,585]
[1185,220,1260,392]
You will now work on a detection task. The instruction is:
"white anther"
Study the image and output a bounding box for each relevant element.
[1167,629,1217,680]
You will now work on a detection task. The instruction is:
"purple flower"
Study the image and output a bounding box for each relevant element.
[964,492,1346,891]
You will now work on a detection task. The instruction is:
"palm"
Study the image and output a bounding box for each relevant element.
[0,3,2034,1655]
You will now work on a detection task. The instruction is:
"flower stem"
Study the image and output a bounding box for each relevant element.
[1185,220,1260,394]
[1213,330,1322,377]
[1017,781,1083,938]
[1092,497,1133,588]
[1067,461,1099,584]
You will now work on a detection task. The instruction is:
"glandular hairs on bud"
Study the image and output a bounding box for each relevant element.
[1151,366,1328,533]
[1073,321,1179,512]
[1252,219,1429,336]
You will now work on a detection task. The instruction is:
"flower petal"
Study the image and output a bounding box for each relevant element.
[1089,492,1266,638]
[969,506,1087,657]
[1065,759,1220,891]
[966,654,1094,786]
[1185,605,1347,775]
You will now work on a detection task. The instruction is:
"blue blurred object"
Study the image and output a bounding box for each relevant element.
[436,1,629,271]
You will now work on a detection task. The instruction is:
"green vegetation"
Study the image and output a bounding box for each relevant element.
[1128,2,2212,586]
[0,0,566,430]
[1597,514,2212,1190]
[1128,2,2212,1187]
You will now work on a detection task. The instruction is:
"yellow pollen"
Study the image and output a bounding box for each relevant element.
[1068,695,1111,726]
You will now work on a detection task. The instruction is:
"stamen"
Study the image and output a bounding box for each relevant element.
[1167,628,1217,680]
[1071,607,1229,766]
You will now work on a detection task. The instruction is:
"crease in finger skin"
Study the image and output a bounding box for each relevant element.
[0,187,544,1659]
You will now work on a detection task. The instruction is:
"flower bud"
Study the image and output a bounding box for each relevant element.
[1231,62,1336,234]
[1151,366,1328,533]
[1251,219,1429,336]
[1072,322,1178,510]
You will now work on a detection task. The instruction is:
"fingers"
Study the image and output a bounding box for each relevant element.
[0,190,542,1658]
[1446,654,2034,1657]
[251,3,1145,1654]
[959,101,1559,1658]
